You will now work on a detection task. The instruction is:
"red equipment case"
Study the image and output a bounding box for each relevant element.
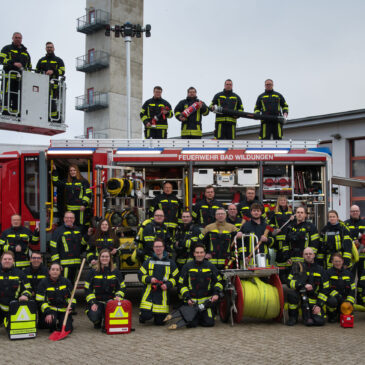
[340,314,354,328]
[105,299,132,334]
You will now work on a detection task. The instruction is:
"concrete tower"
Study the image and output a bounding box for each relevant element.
[76,0,143,139]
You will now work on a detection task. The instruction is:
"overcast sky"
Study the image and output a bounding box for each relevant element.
[1,0,364,144]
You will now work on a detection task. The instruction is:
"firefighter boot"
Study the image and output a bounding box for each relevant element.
[286,309,298,326]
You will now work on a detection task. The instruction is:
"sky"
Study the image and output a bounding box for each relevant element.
[0,0,364,144]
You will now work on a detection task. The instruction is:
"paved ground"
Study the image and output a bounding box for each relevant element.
[1,287,365,365]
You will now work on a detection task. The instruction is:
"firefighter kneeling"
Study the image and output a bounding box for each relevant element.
[166,243,223,329]
[287,247,329,326]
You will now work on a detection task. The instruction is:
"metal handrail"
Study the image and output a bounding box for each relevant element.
[76,51,109,71]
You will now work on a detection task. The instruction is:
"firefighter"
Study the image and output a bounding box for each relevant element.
[285,206,320,266]
[192,185,223,228]
[0,214,39,269]
[23,251,48,298]
[237,203,274,267]
[84,249,126,330]
[269,196,293,284]
[178,243,223,327]
[200,208,238,270]
[36,262,75,333]
[344,205,365,303]
[86,219,119,266]
[140,86,173,139]
[0,32,32,115]
[287,247,329,326]
[138,239,179,325]
[326,253,355,323]
[237,187,261,221]
[0,251,31,329]
[49,211,87,285]
[36,42,65,121]
[226,204,242,229]
[210,79,243,140]
[175,211,201,270]
[52,164,92,231]
[254,79,289,140]
[149,181,183,238]
[174,86,209,139]
[136,209,171,263]
[319,210,352,269]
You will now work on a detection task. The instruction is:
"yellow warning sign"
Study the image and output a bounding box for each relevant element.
[110,305,129,319]
[16,307,31,321]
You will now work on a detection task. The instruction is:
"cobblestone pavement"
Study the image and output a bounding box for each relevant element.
[1,288,365,365]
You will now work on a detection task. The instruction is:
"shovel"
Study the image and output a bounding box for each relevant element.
[49,258,86,341]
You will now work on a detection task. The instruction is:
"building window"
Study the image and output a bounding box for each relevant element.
[88,49,95,64]
[89,9,96,24]
[350,138,365,215]
[87,88,94,105]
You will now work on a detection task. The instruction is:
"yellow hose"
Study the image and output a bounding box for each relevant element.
[241,277,280,319]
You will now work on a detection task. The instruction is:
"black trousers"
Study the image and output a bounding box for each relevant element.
[215,122,235,140]
[145,128,167,139]
[139,309,166,326]
[87,301,106,324]
[260,121,282,140]
[45,310,73,332]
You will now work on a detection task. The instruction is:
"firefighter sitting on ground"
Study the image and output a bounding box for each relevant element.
[138,239,179,326]
[84,249,126,331]
[286,247,329,326]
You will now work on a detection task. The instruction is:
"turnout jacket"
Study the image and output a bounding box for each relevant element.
[86,232,119,263]
[200,221,237,268]
[23,264,48,296]
[0,266,31,311]
[210,89,243,124]
[0,43,32,72]
[179,259,223,304]
[138,252,179,313]
[192,198,223,228]
[285,219,319,263]
[237,198,262,220]
[174,97,209,137]
[345,217,365,259]
[319,222,352,268]
[50,224,86,266]
[0,226,39,268]
[254,89,288,117]
[136,220,172,262]
[175,222,201,266]
[84,267,125,305]
[239,218,274,258]
[226,215,242,230]
[140,97,173,130]
[52,170,92,209]
[36,276,75,314]
[288,261,329,307]
[326,267,355,304]
[149,192,182,229]
[36,53,65,79]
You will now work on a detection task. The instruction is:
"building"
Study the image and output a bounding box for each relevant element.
[203,109,365,219]
[75,0,144,139]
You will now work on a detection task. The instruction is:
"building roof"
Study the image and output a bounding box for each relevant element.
[202,108,365,138]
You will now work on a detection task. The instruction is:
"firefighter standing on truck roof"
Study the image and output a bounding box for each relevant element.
[0,32,31,115]
[138,239,178,326]
[0,251,31,330]
[52,164,92,232]
[0,214,39,269]
[200,208,238,270]
[84,249,126,331]
[209,79,243,140]
[174,87,209,139]
[36,42,65,121]
[140,86,172,139]
[192,185,223,228]
[178,243,223,327]
[49,211,86,285]
[254,79,288,140]
[149,181,183,239]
